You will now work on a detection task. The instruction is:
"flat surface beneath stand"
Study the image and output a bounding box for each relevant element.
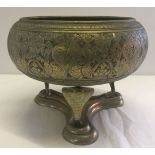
[0,74,155,148]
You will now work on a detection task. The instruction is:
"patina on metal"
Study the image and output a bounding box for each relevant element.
[35,82,123,145]
[7,16,148,145]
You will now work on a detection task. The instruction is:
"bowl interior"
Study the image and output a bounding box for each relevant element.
[21,16,134,22]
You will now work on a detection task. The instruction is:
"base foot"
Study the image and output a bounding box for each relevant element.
[34,85,123,145]
[63,122,98,145]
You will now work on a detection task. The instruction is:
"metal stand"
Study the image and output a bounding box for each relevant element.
[34,82,124,145]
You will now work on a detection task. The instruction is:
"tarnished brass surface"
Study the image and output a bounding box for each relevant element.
[7,16,148,145]
[62,87,94,120]
[7,16,148,86]
[35,85,123,145]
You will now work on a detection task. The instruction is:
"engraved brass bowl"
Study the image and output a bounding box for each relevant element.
[8,16,148,86]
[7,16,148,145]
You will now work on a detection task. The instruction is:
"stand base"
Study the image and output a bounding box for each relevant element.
[34,85,123,145]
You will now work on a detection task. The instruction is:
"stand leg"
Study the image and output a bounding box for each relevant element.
[110,82,115,92]
[45,82,51,96]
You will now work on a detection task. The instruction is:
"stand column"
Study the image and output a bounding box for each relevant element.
[62,87,98,145]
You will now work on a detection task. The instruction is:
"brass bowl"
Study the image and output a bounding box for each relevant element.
[8,16,148,86]
[7,16,148,145]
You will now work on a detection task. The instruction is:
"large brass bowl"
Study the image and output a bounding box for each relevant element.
[7,16,148,145]
[8,16,148,86]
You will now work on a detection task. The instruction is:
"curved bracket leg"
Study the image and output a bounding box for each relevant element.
[34,84,124,145]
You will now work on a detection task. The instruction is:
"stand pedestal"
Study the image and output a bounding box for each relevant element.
[34,82,123,145]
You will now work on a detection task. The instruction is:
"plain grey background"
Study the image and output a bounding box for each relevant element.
[0,7,154,74]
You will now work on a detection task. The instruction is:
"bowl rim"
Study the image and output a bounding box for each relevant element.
[20,16,136,23]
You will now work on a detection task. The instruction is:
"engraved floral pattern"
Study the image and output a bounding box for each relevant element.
[8,27,148,85]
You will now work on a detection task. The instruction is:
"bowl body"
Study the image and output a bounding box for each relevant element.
[8,16,148,86]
